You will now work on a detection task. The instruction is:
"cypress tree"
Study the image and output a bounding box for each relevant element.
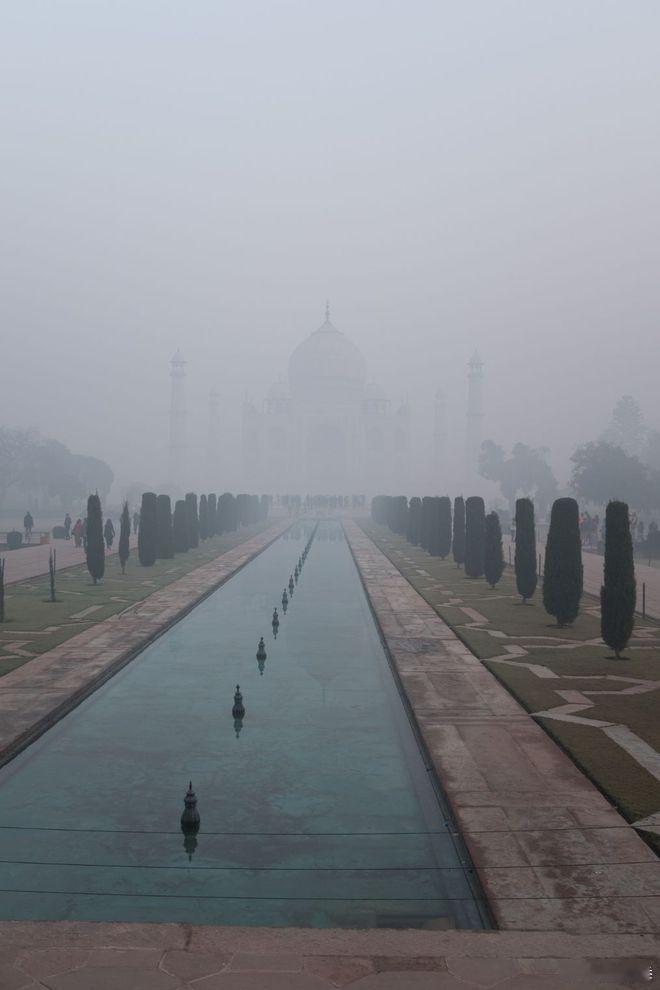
[452,496,466,568]
[185,493,199,548]
[260,493,270,520]
[407,497,422,545]
[484,511,504,588]
[515,497,537,603]
[199,494,208,541]
[156,494,173,559]
[0,558,4,622]
[391,496,408,535]
[138,492,158,566]
[543,497,583,626]
[173,499,188,552]
[236,493,249,527]
[207,493,217,537]
[420,497,433,551]
[427,497,440,555]
[86,493,105,584]
[118,501,130,574]
[437,496,452,559]
[464,496,485,578]
[601,500,636,658]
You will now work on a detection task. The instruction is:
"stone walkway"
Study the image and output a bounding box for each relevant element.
[343,521,660,935]
[2,537,138,586]
[0,921,656,989]
[0,520,289,768]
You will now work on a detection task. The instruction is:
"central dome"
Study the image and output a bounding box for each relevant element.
[288,311,367,404]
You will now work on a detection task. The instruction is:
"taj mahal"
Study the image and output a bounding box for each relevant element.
[241,305,411,493]
[167,307,484,495]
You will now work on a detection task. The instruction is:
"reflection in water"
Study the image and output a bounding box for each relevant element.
[180,782,201,860]
[183,832,198,861]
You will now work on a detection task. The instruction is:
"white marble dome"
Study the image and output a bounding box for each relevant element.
[288,312,367,403]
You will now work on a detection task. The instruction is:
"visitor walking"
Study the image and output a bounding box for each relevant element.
[133,510,140,535]
[72,518,83,548]
[103,517,115,550]
[64,513,72,539]
[23,511,34,543]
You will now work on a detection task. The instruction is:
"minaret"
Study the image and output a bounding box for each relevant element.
[168,350,187,490]
[433,389,446,482]
[207,388,220,488]
[466,351,484,488]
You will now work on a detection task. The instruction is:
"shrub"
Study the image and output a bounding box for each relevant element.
[464,496,485,578]
[543,497,583,626]
[601,500,636,658]
[138,492,158,567]
[52,525,67,539]
[515,497,537,602]
[452,497,465,567]
[484,511,504,588]
[6,531,22,550]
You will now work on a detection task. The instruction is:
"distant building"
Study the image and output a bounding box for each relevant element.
[241,307,410,494]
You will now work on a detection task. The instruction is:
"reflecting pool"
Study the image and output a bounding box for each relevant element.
[0,520,489,928]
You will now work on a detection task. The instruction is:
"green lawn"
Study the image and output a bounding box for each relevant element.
[361,521,660,842]
[0,522,271,678]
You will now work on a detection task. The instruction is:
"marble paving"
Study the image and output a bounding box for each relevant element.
[343,520,660,935]
[0,921,656,989]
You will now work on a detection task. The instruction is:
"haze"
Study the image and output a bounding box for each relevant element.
[2,1,659,496]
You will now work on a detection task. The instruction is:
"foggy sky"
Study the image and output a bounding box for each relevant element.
[2,1,659,494]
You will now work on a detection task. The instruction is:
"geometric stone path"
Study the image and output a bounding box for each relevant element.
[344,520,660,934]
[0,921,656,989]
[0,519,290,769]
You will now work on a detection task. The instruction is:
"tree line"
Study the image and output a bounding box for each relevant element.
[372,493,637,659]
[85,491,270,583]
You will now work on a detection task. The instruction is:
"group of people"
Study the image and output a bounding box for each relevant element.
[59,508,141,550]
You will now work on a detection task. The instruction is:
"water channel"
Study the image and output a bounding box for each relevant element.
[0,520,489,928]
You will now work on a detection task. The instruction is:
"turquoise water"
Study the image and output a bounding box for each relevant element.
[0,520,488,928]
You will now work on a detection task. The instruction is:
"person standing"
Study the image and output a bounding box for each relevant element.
[81,517,88,551]
[72,518,83,547]
[132,510,140,535]
[64,513,72,539]
[103,517,115,550]
[23,511,34,543]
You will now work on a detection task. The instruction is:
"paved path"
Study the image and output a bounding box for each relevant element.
[0,520,289,768]
[0,920,655,989]
[505,540,660,619]
[345,521,660,935]
[2,536,138,586]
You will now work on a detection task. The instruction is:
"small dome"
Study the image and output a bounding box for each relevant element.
[288,309,367,404]
[267,380,290,401]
